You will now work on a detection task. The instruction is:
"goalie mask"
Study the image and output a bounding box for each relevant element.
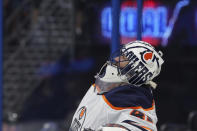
[95,41,164,92]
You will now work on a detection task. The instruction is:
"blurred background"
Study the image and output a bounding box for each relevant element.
[2,0,197,130]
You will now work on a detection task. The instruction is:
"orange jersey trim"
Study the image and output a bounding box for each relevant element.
[102,95,154,111]
[141,126,153,131]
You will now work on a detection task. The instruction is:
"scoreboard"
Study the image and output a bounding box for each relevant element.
[101,6,167,38]
[99,0,196,46]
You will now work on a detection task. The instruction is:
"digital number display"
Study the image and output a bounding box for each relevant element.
[101,6,167,41]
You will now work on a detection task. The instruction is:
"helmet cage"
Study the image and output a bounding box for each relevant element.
[110,45,158,86]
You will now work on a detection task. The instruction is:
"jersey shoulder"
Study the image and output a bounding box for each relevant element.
[103,85,154,110]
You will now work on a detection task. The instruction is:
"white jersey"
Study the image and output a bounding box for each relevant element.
[70,84,158,131]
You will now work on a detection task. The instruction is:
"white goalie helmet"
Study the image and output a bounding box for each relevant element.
[95,40,164,90]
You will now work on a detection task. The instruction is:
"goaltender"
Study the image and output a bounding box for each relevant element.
[69,41,164,131]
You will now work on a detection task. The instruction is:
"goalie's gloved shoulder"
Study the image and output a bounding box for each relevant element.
[103,85,154,110]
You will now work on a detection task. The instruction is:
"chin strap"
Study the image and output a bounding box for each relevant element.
[145,81,157,89]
